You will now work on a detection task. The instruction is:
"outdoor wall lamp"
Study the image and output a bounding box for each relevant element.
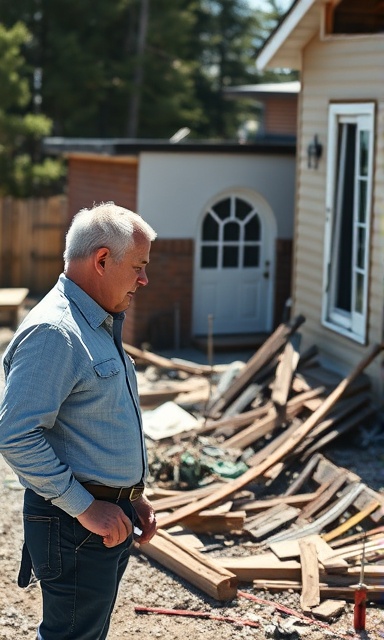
[307,134,323,169]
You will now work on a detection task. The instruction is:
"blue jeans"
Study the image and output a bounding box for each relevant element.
[22,489,138,640]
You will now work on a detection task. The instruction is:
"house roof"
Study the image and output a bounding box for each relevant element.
[256,0,321,71]
[224,81,300,99]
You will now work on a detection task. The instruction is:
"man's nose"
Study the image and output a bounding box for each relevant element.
[137,270,148,286]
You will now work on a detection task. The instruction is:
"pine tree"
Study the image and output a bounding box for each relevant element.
[0,21,64,196]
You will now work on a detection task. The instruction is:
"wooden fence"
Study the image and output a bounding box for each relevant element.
[0,196,68,295]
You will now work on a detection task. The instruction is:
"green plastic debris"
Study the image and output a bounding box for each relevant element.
[205,459,249,479]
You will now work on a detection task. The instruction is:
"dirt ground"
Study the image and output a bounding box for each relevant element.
[1,326,384,640]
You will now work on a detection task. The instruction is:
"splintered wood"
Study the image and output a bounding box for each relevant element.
[125,321,384,614]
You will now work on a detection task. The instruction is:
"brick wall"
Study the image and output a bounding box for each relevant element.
[263,97,297,137]
[122,238,194,349]
[67,154,138,221]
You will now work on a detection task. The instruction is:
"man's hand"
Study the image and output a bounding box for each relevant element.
[132,494,157,544]
[77,500,132,548]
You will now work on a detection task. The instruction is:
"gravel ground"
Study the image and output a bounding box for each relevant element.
[1,327,384,640]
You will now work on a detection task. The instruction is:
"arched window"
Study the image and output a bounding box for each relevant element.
[200,196,261,269]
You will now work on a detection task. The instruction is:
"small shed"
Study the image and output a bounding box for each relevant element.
[45,86,297,350]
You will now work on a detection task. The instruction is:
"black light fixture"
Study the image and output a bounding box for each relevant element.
[307,134,323,169]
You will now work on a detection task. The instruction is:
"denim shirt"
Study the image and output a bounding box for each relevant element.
[0,274,147,517]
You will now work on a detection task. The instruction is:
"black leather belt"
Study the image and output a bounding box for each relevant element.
[82,482,144,502]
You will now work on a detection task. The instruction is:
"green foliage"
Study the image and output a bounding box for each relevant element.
[0,0,294,143]
[10,155,66,198]
[0,21,65,197]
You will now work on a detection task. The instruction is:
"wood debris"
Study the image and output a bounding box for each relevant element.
[123,320,384,616]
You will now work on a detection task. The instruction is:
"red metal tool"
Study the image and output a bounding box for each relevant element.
[353,534,367,632]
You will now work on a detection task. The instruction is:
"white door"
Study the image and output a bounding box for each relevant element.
[193,192,275,335]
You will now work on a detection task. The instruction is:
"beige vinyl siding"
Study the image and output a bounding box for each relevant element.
[292,33,384,393]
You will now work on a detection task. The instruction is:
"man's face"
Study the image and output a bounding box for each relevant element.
[100,234,151,314]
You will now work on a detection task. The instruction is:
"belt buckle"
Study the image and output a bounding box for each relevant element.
[129,484,144,501]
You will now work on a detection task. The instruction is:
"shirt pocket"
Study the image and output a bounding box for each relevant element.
[93,358,120,378]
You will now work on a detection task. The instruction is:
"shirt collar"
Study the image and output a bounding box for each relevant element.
[57,273,125,331]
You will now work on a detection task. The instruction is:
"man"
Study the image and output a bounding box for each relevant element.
[0,202,158,639]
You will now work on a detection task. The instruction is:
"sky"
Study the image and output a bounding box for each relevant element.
[247,0,293,11]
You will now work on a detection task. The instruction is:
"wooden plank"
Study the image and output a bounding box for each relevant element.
[328,525,384,549]
[206,314,306,417]
[244,504,300,541]
[156,343,384,529]
[252,580,384,601]
[233,491,321,513]
[322,539,384,569]
[299,537,320,610]
[151,483,225,512]
[284,453,323,496]
[319,565,384,585]
[312,455,360,486]
[271,333,301,409]
[269,535,348,568]
[311,600,347,621]
[225,386,325,452]
[181,510,246,534]
[353,486,384,512]
[224,407,280,451]
[300,405,375,462]
[203,402,273,438]
[141,529,238,601]
[216,553,301,582]
[294,394,371,457]
[267,482,365,544]
[167,526,205,549]
[221,382,265,418]
[297,474,347,522]
[123,342,217,376]
[322,499,381,542]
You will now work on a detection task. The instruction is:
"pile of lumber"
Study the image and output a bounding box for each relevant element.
[142,454,384,613]
[123,319,384,615]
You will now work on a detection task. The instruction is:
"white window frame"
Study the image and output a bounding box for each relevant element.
[322,102,375,344]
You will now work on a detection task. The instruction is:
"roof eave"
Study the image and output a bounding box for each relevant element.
[256,0,320,71]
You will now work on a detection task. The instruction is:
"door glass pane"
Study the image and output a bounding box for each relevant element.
[222,246,238,267]
[357,226,365,269]
[235,198,253,220]
[243,246,259,267]
[224,221,239,241]
[355,272,364,313]
[202,213,219,240]
[359,130,369,176]
[334,123,355,312]
[358,180,367,223]
[212,198,230,221]
[245,214,260,240]
[201,246,217,268]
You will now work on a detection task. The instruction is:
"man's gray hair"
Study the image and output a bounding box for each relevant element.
[63,202,157,266]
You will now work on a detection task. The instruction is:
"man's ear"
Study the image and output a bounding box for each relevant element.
[95,248,109,275]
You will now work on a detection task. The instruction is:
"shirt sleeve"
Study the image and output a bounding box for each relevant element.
[0,324,94,517]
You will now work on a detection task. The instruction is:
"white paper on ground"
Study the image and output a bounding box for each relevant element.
[142,401,201,440]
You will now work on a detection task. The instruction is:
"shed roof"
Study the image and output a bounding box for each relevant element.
[224,81,300,99]
[43,136,296,157]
